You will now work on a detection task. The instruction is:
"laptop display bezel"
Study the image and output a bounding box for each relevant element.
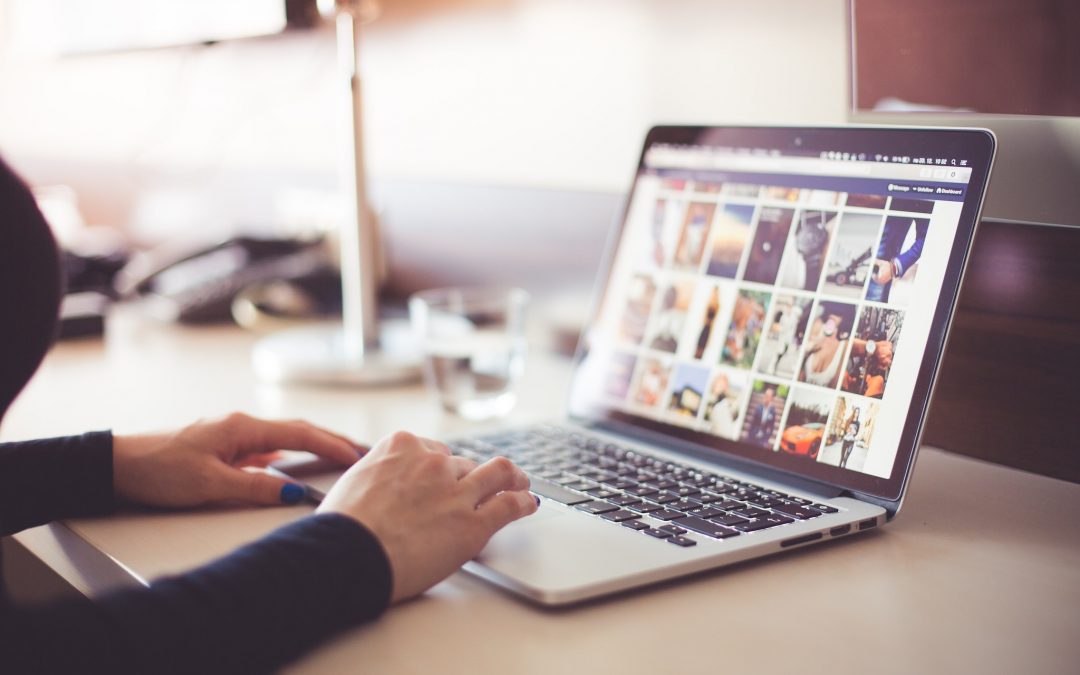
[567,125,996,505]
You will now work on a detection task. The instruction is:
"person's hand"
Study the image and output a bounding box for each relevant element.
[113,413,362,508]
[872,258,894,284]
[317,430,537,603]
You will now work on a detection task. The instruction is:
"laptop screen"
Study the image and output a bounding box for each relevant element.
[570,126,994,502]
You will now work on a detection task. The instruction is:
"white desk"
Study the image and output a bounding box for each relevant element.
[4,310,1079,674]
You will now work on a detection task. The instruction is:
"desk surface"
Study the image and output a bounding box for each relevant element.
[5,311,1079,674]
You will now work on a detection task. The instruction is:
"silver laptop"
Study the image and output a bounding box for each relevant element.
[283,125,995,606]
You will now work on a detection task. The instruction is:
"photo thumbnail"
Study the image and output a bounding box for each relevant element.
[743,207,794,285]
[739,380,790,449]
[603,352,637,401]
[705,203,755,279]
[689,283,729,360]
[820,395,880,471]
[841,306,904,399]
[803,190,846,208]
[646,280,695,353]
[720,288,771,370]
[668,363,711,418]
[722,183,761,198]
[822,213,882,298]
[673,202,717,270]
[631,357,671,408]
[846,193,887,210]
[798,300,857,389]
[692,180,723,194]
[618,273,657,345]
[763,186,801,202]
[661,178,687,191]
[704,369,749,440]
[644,199,680,268]
[777,210,838,292]
[755,294,813,379]
[866,215,929,305]
[778,386,834,461]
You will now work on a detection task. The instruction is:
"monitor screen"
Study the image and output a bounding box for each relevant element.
[570,126,994,501]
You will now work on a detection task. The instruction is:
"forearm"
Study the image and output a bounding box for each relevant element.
[0,513,393,674]
[0,432,115,536]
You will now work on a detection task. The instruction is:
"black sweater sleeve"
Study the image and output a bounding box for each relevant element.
[0,432,116,536]
[1,513,393,674]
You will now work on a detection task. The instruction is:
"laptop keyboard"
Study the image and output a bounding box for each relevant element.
[450,425,839,548]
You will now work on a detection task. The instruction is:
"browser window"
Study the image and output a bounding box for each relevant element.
[575,142,974,480]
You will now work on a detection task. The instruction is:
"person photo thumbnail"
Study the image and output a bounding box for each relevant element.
[720,288,770,370]
[618,273,657,345]
[645,198,679,268]
[631,357,671,408]
[691,284,723,360]
[704,369,749,441]
[820,394,880,471]
[822,213,882,299]
[754,294,813,379]
[646,280,695,353]
[673,202,717,270]
[841,306,904,399]
[778,386,834,461]
[740,380,789,449]
[668,363,711,418]
[866,215,929,305]
[743,207,794,285]
[722,182,761,198]
[799,300,857,389]
[705,203,755,279]
[777,210,837,292]
[603,352,638,401]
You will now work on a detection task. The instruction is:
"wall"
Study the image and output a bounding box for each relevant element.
[0,0,849,239]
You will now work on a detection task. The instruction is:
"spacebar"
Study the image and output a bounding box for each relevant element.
[530,477,592,505]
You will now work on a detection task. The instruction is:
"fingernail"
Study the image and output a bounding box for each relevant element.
[280,482,306,505]
[533,494,541,508]
[354,445,368,457]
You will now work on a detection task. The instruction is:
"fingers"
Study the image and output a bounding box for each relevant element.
[458,456,529,503]
[475,489,538,531]
[213,466,308,506]
[226,414,361,466]
[449,455,477,479]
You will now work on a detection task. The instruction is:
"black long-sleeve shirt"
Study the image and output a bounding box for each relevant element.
[0,155,394,672]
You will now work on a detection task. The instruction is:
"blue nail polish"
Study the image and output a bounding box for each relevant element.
[280,482,306,505]
[533,494,541,507]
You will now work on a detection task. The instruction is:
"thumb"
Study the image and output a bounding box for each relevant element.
[214,466,308,506]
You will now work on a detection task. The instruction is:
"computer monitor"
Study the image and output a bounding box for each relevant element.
[849,0,1080,227]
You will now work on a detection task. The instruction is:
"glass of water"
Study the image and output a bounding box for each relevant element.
[409,287,529,420]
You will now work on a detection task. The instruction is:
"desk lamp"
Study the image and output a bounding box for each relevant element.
[252,0,421,385]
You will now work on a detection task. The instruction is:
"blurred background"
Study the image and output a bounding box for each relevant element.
[0,0,1078,481]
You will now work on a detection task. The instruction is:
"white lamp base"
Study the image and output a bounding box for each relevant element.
[252,319,422,386]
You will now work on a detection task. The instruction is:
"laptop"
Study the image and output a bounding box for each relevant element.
[281,125,996,606]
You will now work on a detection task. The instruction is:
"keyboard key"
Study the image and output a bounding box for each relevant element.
[670,498,703,512]
[649,509,686,521]
[667,535,697,547]
[811,503,839,514]
[771,503,821,520]
[674,516,741,539]
[576,501,620,515]
[610,495,643,508]
[650,491,680,504]
[586,487,620,499]
[710,513,750,527]
[658,524,687,536]
[601,477,638,490]
[627,501,664,514]
[733,515,795,532]
[686,506,725,520]
[625,485,659,498]
[674,486,701,498]
[732,506,771,519]
[644,528,672,539]
[645,479,678,491]
[622,519,651,531]
[599,509,641,523]
[529,478,593,505]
